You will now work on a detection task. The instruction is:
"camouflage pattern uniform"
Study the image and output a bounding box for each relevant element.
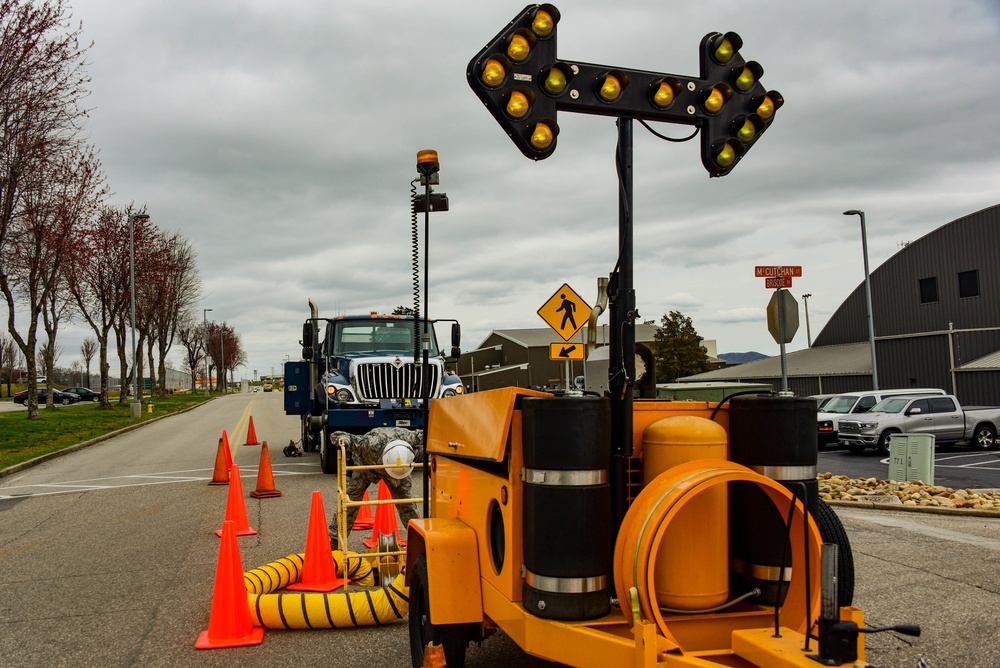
[327,427,423,543]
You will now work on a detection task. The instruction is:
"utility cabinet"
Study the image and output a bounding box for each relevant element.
[888,433,935,485]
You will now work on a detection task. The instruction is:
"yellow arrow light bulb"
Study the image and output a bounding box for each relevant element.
[715,142,737,167]
[714,38,734,63]
[652,81,675,108]
[532,10,554,37]
[735,65,755,91]
[506,90,530,118]
[600,74,622,101]
[704,87,725,113]
[757,95,776,119]
[543,67,567,95]
[507,34,530,62]
[482,58,506,88]
[530,122,554,149]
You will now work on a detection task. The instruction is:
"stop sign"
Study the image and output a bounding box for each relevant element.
[766,290,799,344]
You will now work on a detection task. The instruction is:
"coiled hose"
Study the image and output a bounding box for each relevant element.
[244,551,409,629]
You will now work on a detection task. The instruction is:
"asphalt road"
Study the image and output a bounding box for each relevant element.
[819,443,1000,490]
[1,394,998,667]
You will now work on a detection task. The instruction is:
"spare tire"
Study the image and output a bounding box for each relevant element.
[815,498,855,607]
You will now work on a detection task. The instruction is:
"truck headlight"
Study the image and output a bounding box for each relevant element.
[335,388,354,402]
[859,422,878,430]
[818,420,833,432]
[442,385,464,398]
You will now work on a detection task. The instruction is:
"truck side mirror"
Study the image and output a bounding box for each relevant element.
[906,407,922,415]
[450,346,461,362]
[451,322,461,348]
[302,322,314,360]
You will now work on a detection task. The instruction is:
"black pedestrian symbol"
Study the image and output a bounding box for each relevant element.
[556,294,577,332]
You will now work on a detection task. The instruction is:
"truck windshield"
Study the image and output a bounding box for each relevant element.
[821,396,859,414]
[869,397,910,413]
[331,319,438,356]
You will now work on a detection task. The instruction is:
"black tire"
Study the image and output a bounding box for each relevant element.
[409,553,471,668]
[92,396,100,403]
[972,424,996,451]
[61,397,70,406]
[301,417,317,453]
[319,429,337,474]
[876,429,898,455]
[815,499,855,607]
[847,443,866,455]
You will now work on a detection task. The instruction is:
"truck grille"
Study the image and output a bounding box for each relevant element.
[355,363,440,401]
[839,422,860,434]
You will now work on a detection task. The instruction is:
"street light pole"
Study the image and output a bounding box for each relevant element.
[844,210,879,390]
[203,308,212,397]
[802,293,812,347]
[128,213,149,418]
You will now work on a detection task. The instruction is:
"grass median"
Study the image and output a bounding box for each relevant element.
[0,394,211,471]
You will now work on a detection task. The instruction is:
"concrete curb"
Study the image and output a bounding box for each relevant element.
[826,498,1000,518]
[0,399,212,480]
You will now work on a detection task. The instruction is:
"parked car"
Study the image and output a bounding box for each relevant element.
[838,394,1000,454]
[815,388,947,448]
[13,388,82,406]
[62,387,101,402]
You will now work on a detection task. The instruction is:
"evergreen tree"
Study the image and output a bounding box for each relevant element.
[652,311,711,382]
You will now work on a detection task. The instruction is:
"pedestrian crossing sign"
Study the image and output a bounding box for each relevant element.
[537,283,590,342]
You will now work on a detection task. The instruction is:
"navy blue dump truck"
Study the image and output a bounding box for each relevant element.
[284,301,463,473]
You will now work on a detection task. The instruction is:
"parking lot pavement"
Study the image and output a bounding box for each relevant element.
[837,505,1000,668]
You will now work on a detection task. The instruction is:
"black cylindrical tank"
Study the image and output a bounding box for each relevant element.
[728,395,817,606]
[522,396,611,620]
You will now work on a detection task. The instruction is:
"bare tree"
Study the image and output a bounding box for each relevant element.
[80,336,95,388]
[0,331,19,396]
[176,312,205,392]
[0,0,93,418]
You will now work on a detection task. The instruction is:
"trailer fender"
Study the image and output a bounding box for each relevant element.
[406,518,483,625]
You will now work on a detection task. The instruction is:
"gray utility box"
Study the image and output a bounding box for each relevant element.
[888,433,935,485]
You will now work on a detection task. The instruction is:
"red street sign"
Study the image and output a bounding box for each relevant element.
[755,265,802,278]
[766,276,793,289]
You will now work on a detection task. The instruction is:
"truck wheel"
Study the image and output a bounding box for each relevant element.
[409,553,470,668]
[319,430,337,475]
[972,424,996,450]
[876,429,898,455]
[816,499,855,607]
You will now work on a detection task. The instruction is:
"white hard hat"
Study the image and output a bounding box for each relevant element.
[382,440,415,479]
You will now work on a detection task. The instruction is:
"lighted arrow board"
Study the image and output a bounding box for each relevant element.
[467,4,783,176]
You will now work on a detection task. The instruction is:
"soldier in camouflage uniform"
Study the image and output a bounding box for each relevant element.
[328,427,423,544]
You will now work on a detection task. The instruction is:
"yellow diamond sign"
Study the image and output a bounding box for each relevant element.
[538,283,591,342]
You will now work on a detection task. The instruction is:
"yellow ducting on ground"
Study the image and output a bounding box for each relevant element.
[244,551,409,629]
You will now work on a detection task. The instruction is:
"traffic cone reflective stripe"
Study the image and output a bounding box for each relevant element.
[245,416,260,446]
[352,489,375,530]
[286,491,344,592]
[209,438,230,485]
[222,430,233,470]
[195,520,265,649]
[249,441,282,498]
[216,464,257,537]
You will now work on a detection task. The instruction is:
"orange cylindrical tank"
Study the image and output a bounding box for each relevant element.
[641,415,729,610]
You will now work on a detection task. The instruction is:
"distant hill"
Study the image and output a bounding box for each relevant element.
[719,351,769,364]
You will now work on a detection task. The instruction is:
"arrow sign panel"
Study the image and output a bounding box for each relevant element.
[550,343,585,360]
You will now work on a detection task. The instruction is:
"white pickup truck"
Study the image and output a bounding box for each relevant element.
[837,394,1000,455]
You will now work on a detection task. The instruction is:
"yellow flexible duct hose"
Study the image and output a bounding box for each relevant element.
[244,551,407,629]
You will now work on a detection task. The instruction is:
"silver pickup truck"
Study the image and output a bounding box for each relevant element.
[837,395,1000,455]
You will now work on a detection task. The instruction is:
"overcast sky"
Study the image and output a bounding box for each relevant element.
[46,0,1000,379]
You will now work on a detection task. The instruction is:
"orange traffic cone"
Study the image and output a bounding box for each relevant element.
[352,488,375,530]
[287,491,344,592]
[222,430,233,470]
[216,464,257,537]
[245,416,260,446]
[363,480,406,549]
[195,519,265,649]
[209,438,230,485]
[250,442,282,499]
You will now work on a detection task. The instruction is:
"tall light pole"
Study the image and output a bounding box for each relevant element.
[203,308,212,397]
[844,210,879,390]
[220,332,225,394]
[129,213,150,418]
[802,293,813,347]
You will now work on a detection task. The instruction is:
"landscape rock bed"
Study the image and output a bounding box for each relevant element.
[819,472,1000,512]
